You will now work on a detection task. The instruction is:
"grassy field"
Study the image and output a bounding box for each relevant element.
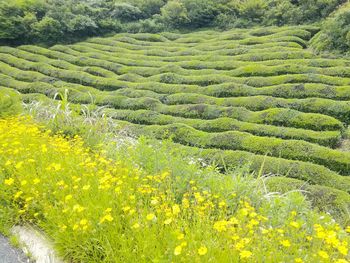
[2,25,350,226]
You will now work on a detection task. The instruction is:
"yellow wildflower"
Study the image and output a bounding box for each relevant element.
[239,250,252,259]
[280,240,291,247]
[122,206,131,213]
[65,195,73,202]
[14,191,23,199]
[318,251,329,259]
[198,246,208,256]
[132,223,140,229]
[177,233,184,240]
[164,218,173,225]
[174,245,182,256]
[218,201,226,208]
[146,213,156,221]
[80,219,88,226]
[290,221,300,229]
[213,220,229,232]
[172,205,180,216]
[338,246,348,256]
[33,178,40,184]
[15,161,24,169]
[100,214,114,224]
[82,185,91,191]
[4,178,14,186]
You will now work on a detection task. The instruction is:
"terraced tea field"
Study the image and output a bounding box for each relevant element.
[2,25,350,202]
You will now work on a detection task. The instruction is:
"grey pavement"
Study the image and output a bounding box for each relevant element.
[0,235,30,263]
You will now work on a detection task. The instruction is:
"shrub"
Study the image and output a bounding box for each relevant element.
[173,143,350,196]
[122,122,350,174]
[265,176,350,225]
[310,5,350,53]
[158,104,342,131]
[181,0,220,28]
[106,108,341,147]
[31,16,64,44]
[110,3,143,22]
[160,1,190,28]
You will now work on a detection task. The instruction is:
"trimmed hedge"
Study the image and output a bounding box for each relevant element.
[106,125,350,195]
[105,109,341,147]
[163,93,350,122]
[18,45,123,73]
[0,59,343,132]
[157,104,342,131]
[121,122,350,174]
[264,176,350,225]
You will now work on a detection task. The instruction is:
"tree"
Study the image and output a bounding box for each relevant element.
[182,0,220,27]
[161,1,189,28]
[236,0,267,23]
[311,8,350,53]
[31,16,63,43]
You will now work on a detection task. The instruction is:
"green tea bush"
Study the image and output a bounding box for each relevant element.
[163,93,350,122]
[159,103,342,131]
[106,108,340,147]
[265,176,350,225]
[112,135,350,196]
[130,123,350,174]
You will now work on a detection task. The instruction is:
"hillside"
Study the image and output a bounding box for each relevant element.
[2,19,350,261]
[2,25,350,221]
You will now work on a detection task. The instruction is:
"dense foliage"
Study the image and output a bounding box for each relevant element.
[311,3,350,54]
[0,0,346,45]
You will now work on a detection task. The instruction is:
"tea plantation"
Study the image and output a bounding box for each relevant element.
[2,25,350,217]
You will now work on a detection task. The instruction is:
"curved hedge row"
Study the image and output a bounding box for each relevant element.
[3,43,350,91]
[0,61,342,133]
[3,48,350,103]
[120,122,350,174]
[163,93,350,122]
[82,38,350,66]
[2,51,350,122]
[103,128,350,195]
[6,44,350,89]
[15,46,123,74]
[155,104,342,131]
[7,76,342,133]
[73,42,302,64]
[105,108,341,147]
[97,93,342,131]
[264,176,350,225]
[78,40,303,60]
